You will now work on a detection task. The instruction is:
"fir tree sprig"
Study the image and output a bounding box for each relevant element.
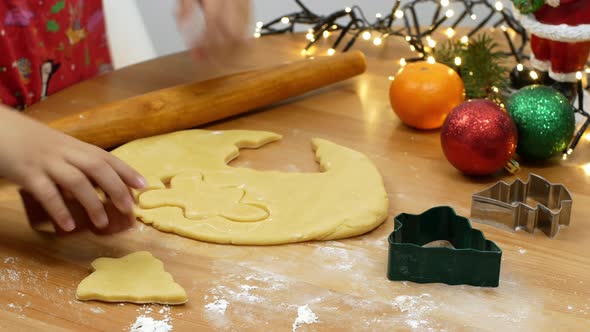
[434,34,509,104]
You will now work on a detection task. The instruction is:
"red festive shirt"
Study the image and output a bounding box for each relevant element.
[0,0,112,109]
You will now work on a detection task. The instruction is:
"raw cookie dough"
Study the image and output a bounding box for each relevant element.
[112,130,389,245]
[76,251,188,304]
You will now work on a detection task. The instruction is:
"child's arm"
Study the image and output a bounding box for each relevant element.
[0,105,145,232]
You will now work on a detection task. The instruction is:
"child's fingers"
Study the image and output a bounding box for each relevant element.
[24,175,75,232]
[104,153,146,189]
[71,157,134,214]
[47,162,108,229]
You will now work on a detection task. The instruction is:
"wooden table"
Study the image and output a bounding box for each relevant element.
[1,34,589,331]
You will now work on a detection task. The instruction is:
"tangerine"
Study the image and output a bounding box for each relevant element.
[389,61,465,130]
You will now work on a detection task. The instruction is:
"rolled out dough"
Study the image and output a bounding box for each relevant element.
[112,130,389,245]
[76,251,188,305]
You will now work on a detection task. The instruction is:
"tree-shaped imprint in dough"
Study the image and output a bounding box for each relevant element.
[76,251,188,305]
[139,172,269,222]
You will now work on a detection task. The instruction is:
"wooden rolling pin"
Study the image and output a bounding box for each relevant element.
[49,51,367,149]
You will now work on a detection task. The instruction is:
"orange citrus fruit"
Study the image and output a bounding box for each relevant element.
[389,61,465,130]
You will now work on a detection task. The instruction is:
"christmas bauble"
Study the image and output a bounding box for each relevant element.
[390,61,465,130]
[507,85,575,160]
[441,99,518,175]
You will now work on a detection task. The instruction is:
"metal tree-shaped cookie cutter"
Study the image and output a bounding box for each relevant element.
[471,173,572,238]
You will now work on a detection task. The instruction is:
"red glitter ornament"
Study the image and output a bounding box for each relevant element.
[441,99,518,175]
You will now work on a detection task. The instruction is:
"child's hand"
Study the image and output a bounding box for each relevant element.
[176,0,251,59]
[0,107,145,233]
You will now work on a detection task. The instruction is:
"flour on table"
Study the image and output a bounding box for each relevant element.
[130,316,172,332]
[130,305,173,332]
[314,246,357,271]
[205,299,229,315]
[90,307,105,314]
[292,305,319,331]
[392,294,437,329]
[3,257,16,264]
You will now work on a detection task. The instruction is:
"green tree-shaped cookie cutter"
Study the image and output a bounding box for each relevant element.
[387,206,502,287]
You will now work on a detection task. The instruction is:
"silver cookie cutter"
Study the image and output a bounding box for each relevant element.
[470,173,572,239]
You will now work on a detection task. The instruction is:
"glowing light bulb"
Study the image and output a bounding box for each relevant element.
[441,0,450,6]
[562,153,568,160]
[567,148,573,155]
[427,37,437,48]
[253,32,261,38]
[373,37,383,46]
[576,71,583,80]
[445,27,455,38]
[345,7,352,13]
[405,36,412,41]
[300,49,307,56]
[530,70,539,80]
[410,45,416,51]
[281,17,290,24]
[586,68,590,74]
[460,36,469,44]
[376,13,382,18]
[495,1,504,11]
[583,163,590,175]
[516,63,524,71]
[471,14,477,20]
[362,31,372,40]
[327,48,336,56]
[454,57,462,66]
[492,86,499,93]
[323,30,330,39]
[256,21,263,28]
[445,9,454,18]
[427,56,436,64]
[500,25,508,32]
[388,75,395,81]
[400,58,407,67]
[306,32,314,40]
[395,10,404,18]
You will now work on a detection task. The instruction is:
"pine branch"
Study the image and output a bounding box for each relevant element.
[434,33,509,103]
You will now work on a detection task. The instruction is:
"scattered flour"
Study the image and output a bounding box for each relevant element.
[314,246,358,271]
[130,306,173,332]
[518,248,527,254]
[90,307,105,314]
[291,305,319,331]
[205,299,229,315]
[6,269,20,282]
[130,316,172,332]
[392,294,437,329]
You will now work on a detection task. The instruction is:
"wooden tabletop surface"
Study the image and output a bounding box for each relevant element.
[1,33,589,331]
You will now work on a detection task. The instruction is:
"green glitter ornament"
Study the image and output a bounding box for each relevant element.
[510,0,546,14]
[507,85,575,161]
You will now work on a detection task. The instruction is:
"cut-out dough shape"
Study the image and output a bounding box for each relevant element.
[76,251,188,305]
[112,130,389,245]
[140,172,269,222]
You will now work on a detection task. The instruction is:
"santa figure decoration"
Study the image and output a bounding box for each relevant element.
[512,0,590,100]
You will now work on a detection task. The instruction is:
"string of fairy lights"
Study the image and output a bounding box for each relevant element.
[255,0,590,157]
[255,0,526,69]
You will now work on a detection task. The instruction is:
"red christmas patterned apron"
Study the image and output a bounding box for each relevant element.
[0,0,112,109]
